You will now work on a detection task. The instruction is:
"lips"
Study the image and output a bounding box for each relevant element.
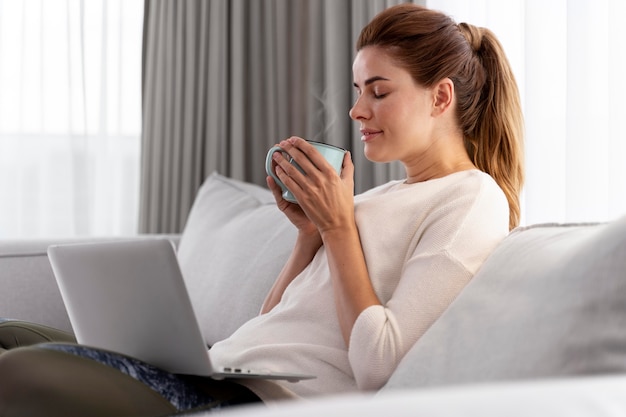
[360,128,382,142]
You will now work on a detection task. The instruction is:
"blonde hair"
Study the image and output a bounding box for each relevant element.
[357,4,524,229]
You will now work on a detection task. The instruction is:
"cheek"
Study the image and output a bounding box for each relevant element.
[375,103,401,127]
[381,105,414,136]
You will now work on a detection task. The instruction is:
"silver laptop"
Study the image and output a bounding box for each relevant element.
[47,239,314,382]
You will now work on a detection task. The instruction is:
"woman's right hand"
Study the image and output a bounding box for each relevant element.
[266,175,319,239]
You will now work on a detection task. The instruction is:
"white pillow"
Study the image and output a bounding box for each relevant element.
[384,215,626,390]
[177,173,296,345]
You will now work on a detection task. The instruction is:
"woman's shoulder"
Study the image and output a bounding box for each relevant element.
[435,169,509,221]
[355,170,508,229]
[437,170,510,247]
[452,169,505,199]
[404,169,508,235]
[357,169,502,200]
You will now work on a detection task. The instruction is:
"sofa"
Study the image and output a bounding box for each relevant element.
[2,172,626,416]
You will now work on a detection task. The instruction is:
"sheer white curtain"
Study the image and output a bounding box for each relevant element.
[0,0,143,238]
[428,0,626,225]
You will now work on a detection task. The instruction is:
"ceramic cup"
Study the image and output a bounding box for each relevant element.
[265,141,347,204]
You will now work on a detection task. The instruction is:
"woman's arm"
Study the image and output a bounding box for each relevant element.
[270,137,381,345]
[260,229,322,314]
[322,224,381,345]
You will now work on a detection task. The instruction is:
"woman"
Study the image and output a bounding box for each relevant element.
[0,4,523,416]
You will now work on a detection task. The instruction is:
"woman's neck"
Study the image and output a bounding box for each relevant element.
[403,137,476,184]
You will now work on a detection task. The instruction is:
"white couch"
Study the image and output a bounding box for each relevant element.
[2,172,626,416]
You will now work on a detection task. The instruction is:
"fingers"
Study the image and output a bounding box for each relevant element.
[266,176,282,199]
[341,151,354,181]
[269,136,352,191]
[279,137,338,178]
[271,150,304,195]
[266,175,296,213]
[270,138,313,194]
[288,138,328,174]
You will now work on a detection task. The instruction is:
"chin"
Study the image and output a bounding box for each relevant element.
[363,147,392,164]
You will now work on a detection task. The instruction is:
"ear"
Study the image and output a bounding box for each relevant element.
[432,78,454,117]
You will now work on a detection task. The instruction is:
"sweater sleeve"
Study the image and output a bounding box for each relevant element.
[347,251,473,390]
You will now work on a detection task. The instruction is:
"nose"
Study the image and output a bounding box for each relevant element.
[349,95,369,121]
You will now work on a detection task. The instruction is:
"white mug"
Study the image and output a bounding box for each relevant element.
[265,141,346,204]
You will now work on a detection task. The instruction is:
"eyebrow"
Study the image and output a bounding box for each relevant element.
[353,76,390,88]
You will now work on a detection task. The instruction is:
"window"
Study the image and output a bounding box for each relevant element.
[0,0,143,237]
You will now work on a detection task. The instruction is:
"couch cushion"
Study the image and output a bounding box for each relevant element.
[192,376,626,417]
[383,214,626,390]
[177,173,296,346]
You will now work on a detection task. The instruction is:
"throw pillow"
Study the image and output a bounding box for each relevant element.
[177,173,296,346]
[383,215,626,390]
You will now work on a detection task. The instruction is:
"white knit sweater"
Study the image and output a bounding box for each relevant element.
[209,170,509,402]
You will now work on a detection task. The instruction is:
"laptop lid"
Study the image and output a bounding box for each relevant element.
[48,239,216,375]
[48,239,314,382]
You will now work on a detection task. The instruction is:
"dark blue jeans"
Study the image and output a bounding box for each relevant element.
[0,319,261,417]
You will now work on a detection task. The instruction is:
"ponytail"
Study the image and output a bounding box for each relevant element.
[357,5,525,230]
[457,23,525,230]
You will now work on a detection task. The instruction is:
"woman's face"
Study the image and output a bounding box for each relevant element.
[350,46,437,165]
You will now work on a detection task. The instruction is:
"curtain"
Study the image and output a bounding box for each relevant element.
[0,0,144,238]
[139,0,414,234]
[427,0,626,225]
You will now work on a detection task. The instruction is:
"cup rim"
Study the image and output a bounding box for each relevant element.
[307,140,347,152]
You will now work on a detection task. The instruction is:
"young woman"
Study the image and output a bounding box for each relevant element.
[0,4,523,416]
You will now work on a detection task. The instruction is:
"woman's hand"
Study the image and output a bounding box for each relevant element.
[266,174,318,238]
[270,137,355,235]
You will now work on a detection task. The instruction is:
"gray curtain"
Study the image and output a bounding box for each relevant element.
[140,0,420,233]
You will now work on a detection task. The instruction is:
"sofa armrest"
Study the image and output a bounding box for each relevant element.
[0,235,181,333]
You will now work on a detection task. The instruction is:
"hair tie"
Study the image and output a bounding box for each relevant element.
[458,22,483,53]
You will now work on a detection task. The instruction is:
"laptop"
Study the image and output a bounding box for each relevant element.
[47,239,314,382]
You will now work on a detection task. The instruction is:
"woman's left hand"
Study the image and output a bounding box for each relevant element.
[271,137,355,234]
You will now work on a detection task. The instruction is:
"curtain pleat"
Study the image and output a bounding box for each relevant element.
[139,0,417,233]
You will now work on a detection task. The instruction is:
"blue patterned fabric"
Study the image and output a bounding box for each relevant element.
[39,343,240,412]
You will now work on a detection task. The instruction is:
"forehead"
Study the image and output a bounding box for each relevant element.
[352,46,411,85]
